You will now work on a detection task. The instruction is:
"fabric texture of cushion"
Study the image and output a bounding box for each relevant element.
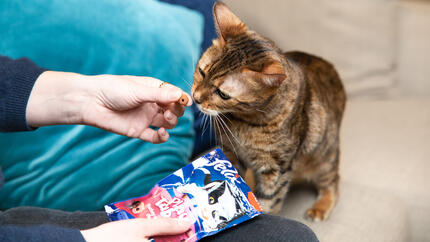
[159,0,217,52]
[281,181,409,242]
[158,0,219,157]
[0,0,203,211]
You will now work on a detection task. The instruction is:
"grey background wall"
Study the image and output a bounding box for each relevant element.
[223,0,430,98]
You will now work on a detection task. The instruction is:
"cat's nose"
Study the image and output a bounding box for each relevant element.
[193,93,202,104]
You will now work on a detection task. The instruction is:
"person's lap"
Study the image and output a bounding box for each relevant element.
[0,207,318,242]
[0,207,108,230]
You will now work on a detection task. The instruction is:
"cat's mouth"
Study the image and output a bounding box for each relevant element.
[196,104,220,117]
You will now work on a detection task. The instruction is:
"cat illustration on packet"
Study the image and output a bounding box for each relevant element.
[105,149,262,242]
[176,167,248,231]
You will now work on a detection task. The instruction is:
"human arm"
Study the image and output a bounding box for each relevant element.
[26,71,192,143]
[0,55,192,143]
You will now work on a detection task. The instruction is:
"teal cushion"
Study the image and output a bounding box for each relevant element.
[0,0,203,211]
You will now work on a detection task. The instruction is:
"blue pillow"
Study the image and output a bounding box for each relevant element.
[160,0,219,157]
[0,0,203,211]
[159,0,218,52]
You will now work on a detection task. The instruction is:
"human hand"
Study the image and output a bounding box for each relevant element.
[80,218,192,242]
[80,73,192,143]
[26,71,192,143]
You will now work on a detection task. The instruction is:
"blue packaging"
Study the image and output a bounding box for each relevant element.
[105,149,262,241]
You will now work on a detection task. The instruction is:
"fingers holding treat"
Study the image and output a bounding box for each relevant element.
[159,82,192,106]
[151,81,191,130]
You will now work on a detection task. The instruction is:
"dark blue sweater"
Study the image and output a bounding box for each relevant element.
[0,55,45,132]
[0,225,85,242]
[0,55,85,241]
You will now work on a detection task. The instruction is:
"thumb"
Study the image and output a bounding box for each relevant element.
[141,218,192,237]
[137,86,183,105]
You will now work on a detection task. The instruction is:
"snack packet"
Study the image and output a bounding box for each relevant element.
[105,148,262,241]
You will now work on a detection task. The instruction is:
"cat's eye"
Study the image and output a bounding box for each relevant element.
[209,196,215,204]
[199,68,206,78]
[216,89,231,100]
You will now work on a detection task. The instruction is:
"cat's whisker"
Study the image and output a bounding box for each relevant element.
[181,77,193,89]
[206,115,212,136]
[214,116,224,147]
[191,52,196,68]
[218,115,239,158]
[209,115,212,141]
[217,115,233,136]
[256,108,267,114]
[199,112,205,129]
[215,116,224,147]
[209,115,215,146]
[201,114,210,138]
[218,115,241,146]
[220,127,241,159]
[218,119,233,147]
[199,112,204,129]
[219,113,232,124]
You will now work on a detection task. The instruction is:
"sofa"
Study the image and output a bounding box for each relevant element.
[224,0,430,241]
[1,0,429,241]
[281,99,430,242]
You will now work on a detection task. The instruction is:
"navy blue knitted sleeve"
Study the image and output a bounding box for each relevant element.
[0,55,46,132]
[0,225,85,242]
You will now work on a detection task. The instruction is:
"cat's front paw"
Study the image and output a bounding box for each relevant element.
[258,198,282,215]
[305,207,329,222]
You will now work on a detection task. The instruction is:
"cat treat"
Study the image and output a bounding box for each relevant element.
[178,93,189,105]
[158,81,189,105]
[105,149,262,242]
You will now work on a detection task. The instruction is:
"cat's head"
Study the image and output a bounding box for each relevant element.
[192,2,287,116]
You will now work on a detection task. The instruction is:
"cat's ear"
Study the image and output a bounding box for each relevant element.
[213,2,247,45]
[243,61,286,87]
[261,61,287,86]
[203,173,212,186]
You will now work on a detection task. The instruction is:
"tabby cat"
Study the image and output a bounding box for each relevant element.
[192,2,346,221]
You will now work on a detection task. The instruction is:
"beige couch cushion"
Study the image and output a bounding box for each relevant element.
[223,0,397,97]
[341,99,430,242]
[280,99,430,241]
[397,1,430,97]
[281,181,409,242]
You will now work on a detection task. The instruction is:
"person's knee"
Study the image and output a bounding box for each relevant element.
[199,214,319,242]
[282,219,319,242]
[261,215,319,242]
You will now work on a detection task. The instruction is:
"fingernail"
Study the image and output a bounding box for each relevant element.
[170,90,182,100]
